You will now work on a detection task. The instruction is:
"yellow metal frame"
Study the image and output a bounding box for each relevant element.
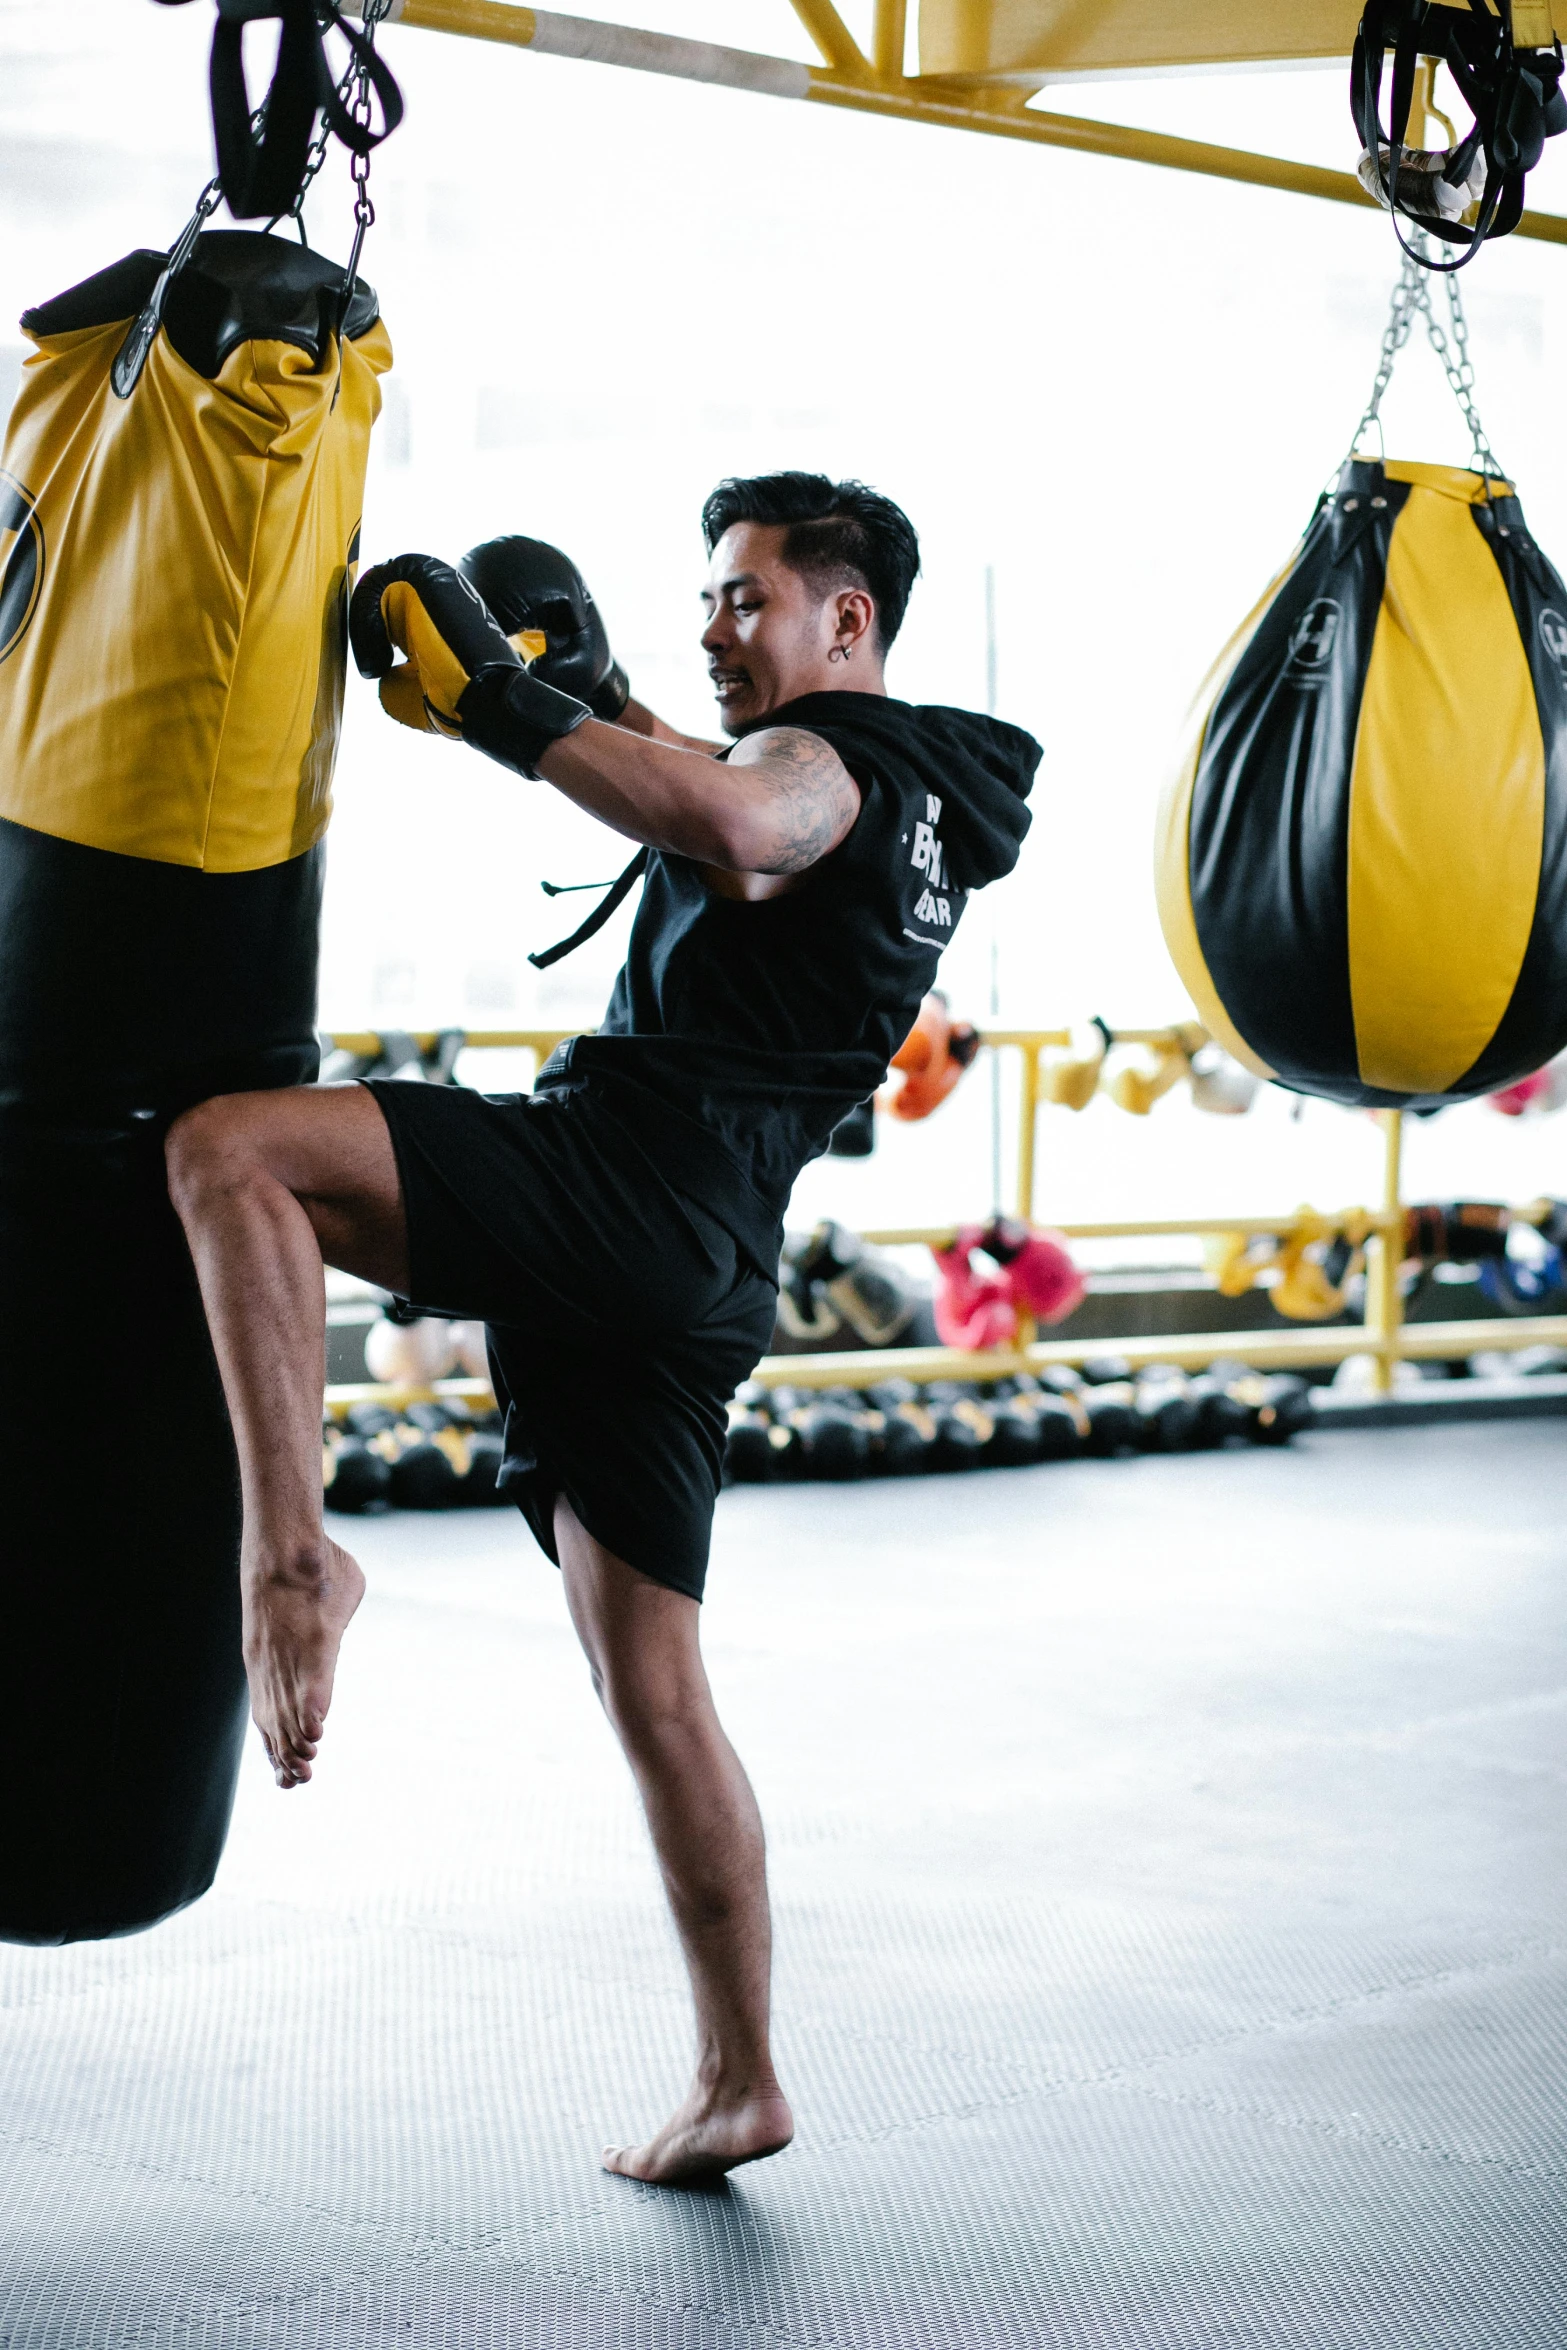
[916,0,1567,85]
[321,1026,1567,1411]
[355,0,1567,248]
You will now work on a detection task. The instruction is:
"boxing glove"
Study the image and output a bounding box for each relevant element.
[980,1216,1086,1325]
[884,991,981,1122]
[351,552,593,776]
[459,534,631,721]
[932,1226,1016,1351]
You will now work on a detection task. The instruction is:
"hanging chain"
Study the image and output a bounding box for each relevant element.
[1349,248,1422,456]
[1348,226,1505,478]
[175,36,346,253]
[118,7,395,401]
[175,172,229,256]
[343,0,393,285]
[280,0,395,248]
[285,102,338,235]
[1423,250,1501,476]
[162,72,274,276]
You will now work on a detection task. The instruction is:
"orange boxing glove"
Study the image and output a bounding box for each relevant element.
[883,991,981,1122]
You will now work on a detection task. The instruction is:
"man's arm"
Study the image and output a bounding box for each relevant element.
[538,721,861,876]
[349,553,860,878]
[616,696,725,756]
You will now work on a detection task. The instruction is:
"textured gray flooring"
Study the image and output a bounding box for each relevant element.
[2,1422,1564,2348]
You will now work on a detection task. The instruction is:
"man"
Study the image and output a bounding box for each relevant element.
[166,472,1040,2186]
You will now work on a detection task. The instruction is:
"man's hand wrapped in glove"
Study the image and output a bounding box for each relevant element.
[349,552,599,779]
[459,533,630,722]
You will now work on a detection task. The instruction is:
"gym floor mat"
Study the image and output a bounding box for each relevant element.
[2,1420,1563,2347]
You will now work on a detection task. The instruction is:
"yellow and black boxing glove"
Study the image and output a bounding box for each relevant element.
[350,553,593,776]
[458,534,630,722]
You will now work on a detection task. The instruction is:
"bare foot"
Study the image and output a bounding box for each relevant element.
[603,2080,794,2186]
[242,1536,366,1789]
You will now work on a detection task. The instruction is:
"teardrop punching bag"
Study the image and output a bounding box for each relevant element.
[1156,259,1567,1112]
[0,233,390,1942]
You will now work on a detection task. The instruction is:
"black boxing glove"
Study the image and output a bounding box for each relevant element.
[458,533,630,722]
[351,553,592,775]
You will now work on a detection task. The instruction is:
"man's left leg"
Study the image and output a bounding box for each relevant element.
[556,1499,794,2185]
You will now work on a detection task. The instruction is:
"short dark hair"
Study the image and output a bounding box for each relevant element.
[701,471,920,651]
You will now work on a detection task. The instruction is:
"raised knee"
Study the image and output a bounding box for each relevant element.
[165,1097,249,1211]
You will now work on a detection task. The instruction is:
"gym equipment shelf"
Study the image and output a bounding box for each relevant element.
[319,1024,1567,1402]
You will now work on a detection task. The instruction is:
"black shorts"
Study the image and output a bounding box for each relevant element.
[364,1080,777,1601]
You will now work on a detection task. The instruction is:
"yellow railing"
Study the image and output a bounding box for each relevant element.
[321,1025,1567,1404]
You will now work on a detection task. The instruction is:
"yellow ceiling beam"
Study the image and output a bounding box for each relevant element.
[361,0,1567,247]
[787,0,872,77]
[811,69,1567,250]
[873,0,910,82]
[916,0,1567,85]
[814,69,1386,205]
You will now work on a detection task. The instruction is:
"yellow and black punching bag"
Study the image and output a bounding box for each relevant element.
[0,231,389,1941]
[1157,455,1567,1110]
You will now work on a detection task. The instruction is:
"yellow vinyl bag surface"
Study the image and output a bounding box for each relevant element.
[1,232,390,872]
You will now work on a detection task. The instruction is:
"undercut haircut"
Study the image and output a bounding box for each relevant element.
[701,472,921,652]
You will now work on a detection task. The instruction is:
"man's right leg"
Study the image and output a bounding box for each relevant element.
[167,1083,410,1788]
[556,1498,794,2185]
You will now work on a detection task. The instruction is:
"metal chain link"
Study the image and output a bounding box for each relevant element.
[284,0,395,237]
[167,79,273,268]
[126,6,393,400]
[285,107,338,227]
[1348,226,1505,478]
[343,0,394,283]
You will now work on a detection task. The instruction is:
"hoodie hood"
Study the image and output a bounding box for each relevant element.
[736,692,1039,893]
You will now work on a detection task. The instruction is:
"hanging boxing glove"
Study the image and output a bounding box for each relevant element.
[883,992,980,1122]
[1271,1214,1354,1322]
[1488,1048,1567,1116]
[932,1227,1017,1351]
[459,535,630,721]
[1205,1231,1275,1299]
[980,1216,1086,1326]
[1188,1044,1261,1116]
[1043,1021,1108,1112]
[793,1220,918,1348]
[1108,1029,1202,1116]
[774,1230,843,1346]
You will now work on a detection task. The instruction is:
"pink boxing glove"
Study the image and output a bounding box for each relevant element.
[931,1219,1086,1349]
[983,1216,1087,1325]
[932,1225,1017,1350]
[1491,1070,1553,1116]
[1489,1050,1567,1117]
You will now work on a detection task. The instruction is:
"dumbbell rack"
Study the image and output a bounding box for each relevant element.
[321,1027,1567,1409]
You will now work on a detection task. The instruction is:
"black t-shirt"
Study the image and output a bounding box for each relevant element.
[536,691,1040,1272]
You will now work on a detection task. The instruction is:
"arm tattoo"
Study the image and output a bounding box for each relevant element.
[729,727,860,875]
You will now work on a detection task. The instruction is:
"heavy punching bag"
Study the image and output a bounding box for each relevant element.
[0,228,390,1941]
[1157,244,1567,1111]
